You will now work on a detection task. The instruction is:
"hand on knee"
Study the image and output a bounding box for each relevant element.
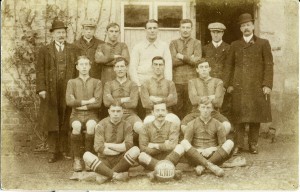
[72,121,82,135]
[180,140,192,151]
[222,140,234,154]
[138,152,151,165]
[86,120,97,134]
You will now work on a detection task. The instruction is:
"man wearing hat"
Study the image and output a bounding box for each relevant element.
[223,13,274,155]
[203,22,232,133]
[74,18,104,80]
[36,18,80,163]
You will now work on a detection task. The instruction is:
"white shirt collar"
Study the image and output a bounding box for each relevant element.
[243,34,254,43]
[55,41,64,51]
[83,36,92,43]
[144,39,159,49]
[212,40,223,48]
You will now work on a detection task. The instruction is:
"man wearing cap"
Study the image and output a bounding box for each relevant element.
[36,18,80,163]
[169,19,202,119]
[223,13,274,155]
[203,22,232,130]
[74,18,104,80]
[203,22,229,80]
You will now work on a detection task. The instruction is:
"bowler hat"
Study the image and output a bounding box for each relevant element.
[82,18,97,27]
[208,22,226,31]
[50,19,67,32]
[238,13,254,25]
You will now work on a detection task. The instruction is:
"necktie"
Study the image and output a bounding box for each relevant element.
[56,43,63,52]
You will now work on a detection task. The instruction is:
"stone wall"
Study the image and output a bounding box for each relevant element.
[257,0,298,134]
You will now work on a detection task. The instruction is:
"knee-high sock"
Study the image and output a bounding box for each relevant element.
[185,147,208,167]
[90,158,114,178]
[113,154,134,173]
[85,134,94,153]
[165,151,182,165]
[71,134,83,158]
[208,147,229,165]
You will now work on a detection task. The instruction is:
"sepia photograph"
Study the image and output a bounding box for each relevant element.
[1,0,298,191]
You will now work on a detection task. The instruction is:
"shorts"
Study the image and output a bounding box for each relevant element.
[70,110,99,129]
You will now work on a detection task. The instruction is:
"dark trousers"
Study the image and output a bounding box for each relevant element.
[221,92,233,122]
[173,83,192,119]
[48,130,69,154]
[235,123,260,148]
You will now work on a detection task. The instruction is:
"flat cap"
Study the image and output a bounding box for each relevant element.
[82,18,97,27]
[208,22,226,31]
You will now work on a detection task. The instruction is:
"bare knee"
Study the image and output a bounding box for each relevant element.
[133,122,144,134]
[138,152,152,165]
[143,115,155,124]
[165,113,181,126]
[83,151,98,166]
[124,146,140,164]
[223,121,231,135]
[72,121,82,135]
[222,139,234,154]
[86,120,97,134]
[174,144,185,155]
[180,139,192,151]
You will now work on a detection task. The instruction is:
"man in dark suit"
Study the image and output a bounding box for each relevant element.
[36,18,80,163]
[74,18,104,80]
[223,13,274,155]
[202,22,232,132]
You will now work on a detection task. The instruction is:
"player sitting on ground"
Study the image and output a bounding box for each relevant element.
[83,103,140,184]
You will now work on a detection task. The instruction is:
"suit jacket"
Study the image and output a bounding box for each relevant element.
[223,35,274,123]
[202,41,230,79]
[74,36,104,79]
[36,42,80,131]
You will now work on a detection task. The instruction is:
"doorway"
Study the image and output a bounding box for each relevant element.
[196,0,256,45]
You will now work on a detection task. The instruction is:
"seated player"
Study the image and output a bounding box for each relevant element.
[66,56,102,172]
[180,99,234,177]
[140,56,180,126]
[83,103,140,184]
[181,60,231,135]
[138,103,184,181]
[103,57,143,146]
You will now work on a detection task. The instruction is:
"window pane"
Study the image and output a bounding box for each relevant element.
[158,6,182,28]
[124,5,149,27]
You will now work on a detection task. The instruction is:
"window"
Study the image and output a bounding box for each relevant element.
[157,6,183,28]
[124,5,149,27]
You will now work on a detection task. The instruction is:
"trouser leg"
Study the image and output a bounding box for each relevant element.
[48,131,59,154]
[235,123,245,148]
[248,123,260,145]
